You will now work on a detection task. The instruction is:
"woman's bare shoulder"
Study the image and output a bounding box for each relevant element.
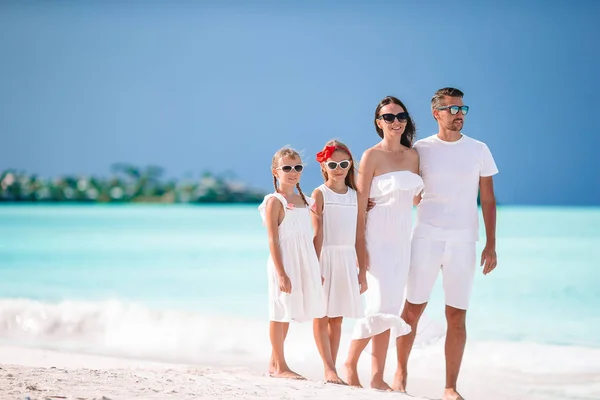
[406,147,419,159]
[361,145,384,162]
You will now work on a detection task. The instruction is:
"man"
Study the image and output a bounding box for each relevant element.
[395,87,498,400]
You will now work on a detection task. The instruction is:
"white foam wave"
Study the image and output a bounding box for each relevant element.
[0,298,274,366]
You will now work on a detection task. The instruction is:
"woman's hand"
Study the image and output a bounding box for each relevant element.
[358,271,368,294]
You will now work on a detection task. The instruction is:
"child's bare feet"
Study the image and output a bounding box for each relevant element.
[343,362,362,388]
[324,369,346,385]
[370,377,393,392]
[391,370,407,392]
[442,388,465,400]
[270,368,306,380]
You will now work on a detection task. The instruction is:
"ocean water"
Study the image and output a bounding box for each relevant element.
[1,205,599,398]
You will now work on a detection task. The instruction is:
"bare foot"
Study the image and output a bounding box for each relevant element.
[343,362,362,388]
[370,378,393,392]
[324,369,346,385]
[442,388,465,400]
[270,368,306,380]
[391,370,407,392]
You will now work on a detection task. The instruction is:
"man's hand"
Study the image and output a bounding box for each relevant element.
[366,198,375,212]
[480,244,497,275]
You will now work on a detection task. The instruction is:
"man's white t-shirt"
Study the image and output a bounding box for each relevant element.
[413,134,498,242]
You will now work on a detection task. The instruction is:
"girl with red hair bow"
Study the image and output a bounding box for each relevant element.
[310,139,367,385]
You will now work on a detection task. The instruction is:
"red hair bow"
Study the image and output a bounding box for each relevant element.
[316,145,338,163]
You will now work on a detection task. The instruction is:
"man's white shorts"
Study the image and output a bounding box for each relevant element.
[406,237,476,310]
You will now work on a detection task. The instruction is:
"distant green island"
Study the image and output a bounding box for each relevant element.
[0,164,267,204]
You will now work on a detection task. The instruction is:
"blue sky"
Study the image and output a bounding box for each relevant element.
[1,0,599,205]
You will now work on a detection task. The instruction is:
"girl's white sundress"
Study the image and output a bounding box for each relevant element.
[352,171,424,341]
[317,184,364,318]
[259,192,325,322]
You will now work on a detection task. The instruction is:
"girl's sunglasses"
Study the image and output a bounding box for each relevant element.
[377,112,409,123]
[277,164,304,173]
[325,160,351,170]
[436,105,469,115]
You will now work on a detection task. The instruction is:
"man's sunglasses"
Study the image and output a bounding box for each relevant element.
[436,105,469,115]
[377,112,409,123]
[325,160,351,170]
[277,164,304,173]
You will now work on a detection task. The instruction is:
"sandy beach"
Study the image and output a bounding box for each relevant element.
[2,345,422,400]
[3,342,597,400]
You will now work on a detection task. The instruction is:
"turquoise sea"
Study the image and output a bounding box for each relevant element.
[1,205,599,398]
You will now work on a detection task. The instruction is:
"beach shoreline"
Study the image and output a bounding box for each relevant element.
[3,344,596,400]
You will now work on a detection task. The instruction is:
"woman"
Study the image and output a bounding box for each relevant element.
[344,96,423,391]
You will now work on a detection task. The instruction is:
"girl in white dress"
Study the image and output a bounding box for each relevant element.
[310,140,367,385]
[258,146,325,380]
[344,96,423,391]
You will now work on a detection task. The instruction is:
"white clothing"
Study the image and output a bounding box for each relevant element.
[413,134,498,242]
[407,238,476,310]
[352,171,423,340]
[317,184,363,318]
[258,193,325,322]
[410,133,498,310]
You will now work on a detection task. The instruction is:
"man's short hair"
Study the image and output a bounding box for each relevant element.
[431,87,464,111]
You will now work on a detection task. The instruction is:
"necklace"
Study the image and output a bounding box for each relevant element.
[381,145,405,154]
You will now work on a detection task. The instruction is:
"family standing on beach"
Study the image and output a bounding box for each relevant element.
[258,87,499,400]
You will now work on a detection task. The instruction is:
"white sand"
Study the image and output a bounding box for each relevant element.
[2,344,417,400]
[1,343,582,400]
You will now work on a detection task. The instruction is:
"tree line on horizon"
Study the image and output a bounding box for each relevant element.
[0,163,266,204]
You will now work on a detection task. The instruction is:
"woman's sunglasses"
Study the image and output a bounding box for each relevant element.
[377,112,409,123]
[325,160,351,170]
[436,105,469,115]
[277,164,304,173]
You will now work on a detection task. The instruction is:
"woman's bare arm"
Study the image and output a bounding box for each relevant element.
[355,149,377,273]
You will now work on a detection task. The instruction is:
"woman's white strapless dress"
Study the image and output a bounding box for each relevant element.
[352,171,424,340]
